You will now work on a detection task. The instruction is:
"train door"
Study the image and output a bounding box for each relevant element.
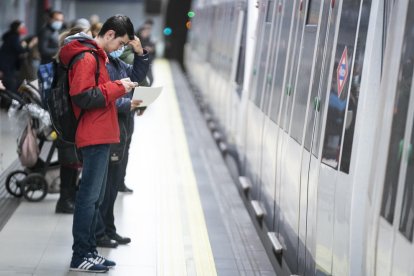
[262,0,337,273]
[286,0,340,274]
[227,1,246,144]
[244,0,278,201]
[256,0,297,235]
[222,2,237,132]
[213,3,229,124]
[206,4,221,109]
[308,0,372,274]
[255,0,305,272]
[243,0,265,184]
[373,1,414,275]
[284,0,325,274]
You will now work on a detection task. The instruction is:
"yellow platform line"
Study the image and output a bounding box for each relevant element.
[155,60,186,276]
[157,59,217,276]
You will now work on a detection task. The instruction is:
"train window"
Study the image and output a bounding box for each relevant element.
[321,0,364,169]
[253,0,275,107]
[340,1,372,173]
[306,0,320,25]
[380,12,414,224]
[276,0,296,129]
[398,6,414,239]
[248,0,268,103]
[266,0,274,22]
[303,0,334,153]
[235,13,247,92]
[269,1,292,123]
[399,127,414,242]
[381,0,396,77]
[290,40,313,143]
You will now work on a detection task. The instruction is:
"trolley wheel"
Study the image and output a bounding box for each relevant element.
[5,170,27,197]
[22,173,48,202]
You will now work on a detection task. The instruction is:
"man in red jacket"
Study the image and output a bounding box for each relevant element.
[59,15,137,273]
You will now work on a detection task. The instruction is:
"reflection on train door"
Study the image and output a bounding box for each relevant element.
[375,1,414,275]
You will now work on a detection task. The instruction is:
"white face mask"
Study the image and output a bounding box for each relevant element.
[51,21,63,31]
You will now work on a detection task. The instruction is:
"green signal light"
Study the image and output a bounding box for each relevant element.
[187,11,195,18]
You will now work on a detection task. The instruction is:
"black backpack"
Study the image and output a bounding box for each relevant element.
[47,50,100,144]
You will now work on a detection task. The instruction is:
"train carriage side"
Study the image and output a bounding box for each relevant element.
[184,0,413,275]
[366,0,414,275]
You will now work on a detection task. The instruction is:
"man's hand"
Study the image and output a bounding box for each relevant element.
[136,107,146,116]
[128,36,144,56]
[120,78,138,93]
[144,45,155,54]
[0,80,5,91]
[130,99,142,111]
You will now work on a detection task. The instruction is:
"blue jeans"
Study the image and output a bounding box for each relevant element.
[72,144,110,260]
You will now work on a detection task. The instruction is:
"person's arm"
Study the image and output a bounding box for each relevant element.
[69,53,131,109]
[106,59,138,114]
[124,36,150,83]
[115,95,132,114]
[122,50,149,83]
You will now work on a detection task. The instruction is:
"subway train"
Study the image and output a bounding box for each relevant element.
[184,0,414,275]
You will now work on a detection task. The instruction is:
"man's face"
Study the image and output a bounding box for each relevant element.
[104,30,130,53]
[52,13,64,23]
[140,28,150,39]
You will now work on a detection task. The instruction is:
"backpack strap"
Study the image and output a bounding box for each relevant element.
[67,50,100,85]
[67,50,100,121]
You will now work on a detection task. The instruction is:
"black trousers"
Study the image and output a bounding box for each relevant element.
[96,118,134,238]
[117,132,133,188]
[58,165,79,203]
[96,161,121,238]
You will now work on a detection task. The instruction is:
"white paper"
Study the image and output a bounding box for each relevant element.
[132,86,163,107]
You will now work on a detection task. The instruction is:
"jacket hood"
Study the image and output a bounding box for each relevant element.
[59,32,107,66]
[63,32,93,45]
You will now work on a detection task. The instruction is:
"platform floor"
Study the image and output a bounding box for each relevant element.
[0,60,275,275]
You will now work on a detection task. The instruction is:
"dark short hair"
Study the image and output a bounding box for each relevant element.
[144,19,154,26]
[49,10,63,19]
[98,15,134,40]
[10,20,22,33]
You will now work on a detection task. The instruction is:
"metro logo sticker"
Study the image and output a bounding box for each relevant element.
[337,46,348,97]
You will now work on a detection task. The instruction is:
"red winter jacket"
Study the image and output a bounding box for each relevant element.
[59,39,126,148]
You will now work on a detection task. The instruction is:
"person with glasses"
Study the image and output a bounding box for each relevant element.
[59,15,137,273]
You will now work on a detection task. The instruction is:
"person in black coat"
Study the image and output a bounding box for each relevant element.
[95,35,149,247]
[0,20,33,96]
[38,10,64,64]
[53,26,85,214]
